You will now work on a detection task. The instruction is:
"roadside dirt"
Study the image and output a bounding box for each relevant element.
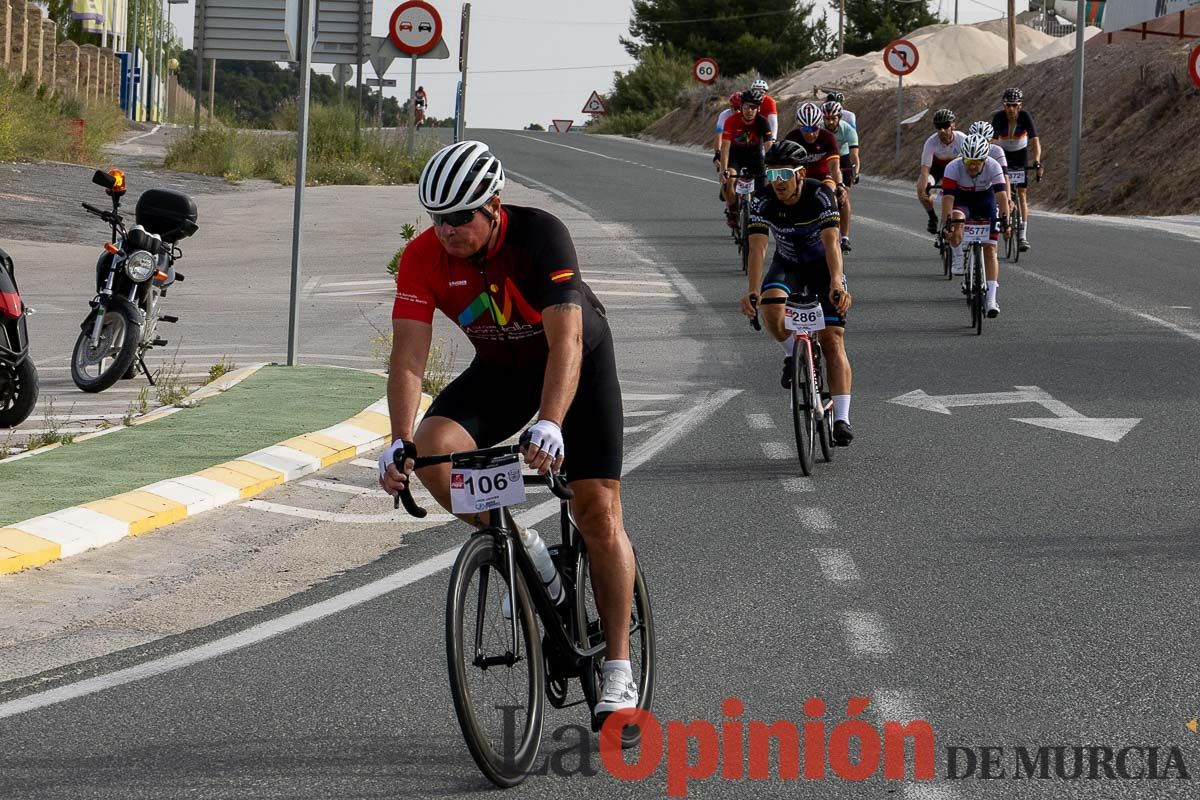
[644,39,1200,215]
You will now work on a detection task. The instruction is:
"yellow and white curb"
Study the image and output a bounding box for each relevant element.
[0,395,426,575]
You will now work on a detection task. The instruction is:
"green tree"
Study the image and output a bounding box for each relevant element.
[608,45,692,115]
[623,0,824,78]
[836,0,941,56]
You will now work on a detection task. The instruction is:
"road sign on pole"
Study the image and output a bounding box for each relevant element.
[1190,43,1200,88]
[199,0,373,64]
[693,57,718,84]
[333,62,353,84]
[366,78,397,86]
[581,91,608,115]
[883,39,919,158]
[286,0,317,367]
[551,119,573,133]
[388,0,442,55]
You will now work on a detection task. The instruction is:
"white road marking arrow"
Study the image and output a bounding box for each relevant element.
[889,385,1141,443]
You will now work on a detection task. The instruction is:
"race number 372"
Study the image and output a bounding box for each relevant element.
[450,462,525,514]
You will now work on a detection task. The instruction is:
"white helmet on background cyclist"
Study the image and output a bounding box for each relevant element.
[821,100,842,118]
[962,134,990,161]
[418,140,505,214]
[751,79,769,93]
[968,121,995,140]
[795,102,823,128]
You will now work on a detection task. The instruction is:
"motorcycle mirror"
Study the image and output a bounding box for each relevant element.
[92,170,116,189]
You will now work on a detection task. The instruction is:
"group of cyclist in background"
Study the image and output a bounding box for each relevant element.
[711,79,1042,443]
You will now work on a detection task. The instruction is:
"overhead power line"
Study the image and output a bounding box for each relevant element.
[476,8,803,27]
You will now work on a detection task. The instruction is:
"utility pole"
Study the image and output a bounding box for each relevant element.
[1067,0,1086,203]
[193,0,203,130]
[954,0,959,25]
[1008,0,1017,69]
[838,0,845,55]
[355,0,364,141]
[457,3,471,142]
[128,0,139,120]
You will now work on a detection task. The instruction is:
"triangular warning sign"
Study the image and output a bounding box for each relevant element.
[551,119,573,133]
[581,90,608,115]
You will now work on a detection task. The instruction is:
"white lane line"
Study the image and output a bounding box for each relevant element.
[593,290,678,298]
[126,123,162,142]
[796,506,835,531]
[19,413,129,421]
[905,785,963,800]
[623,423,654,434]
[857,214,1200,345]
[321,278,396,288]
[316,289,394,297]
[587,279,672,287]
[760,442,790,460]
[812,548,860,581]
[0,388,741,721]
[623,410,668,418]
[350,458,378,469]
[299,479,389,497]
[625,393,682,401]
[240,500,456,524]
[840,611,894,656]
[872,688,922,723]
[747,413,774,429]
[779,477,814,493]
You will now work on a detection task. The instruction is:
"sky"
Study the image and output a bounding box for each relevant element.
[165,0,1016,130]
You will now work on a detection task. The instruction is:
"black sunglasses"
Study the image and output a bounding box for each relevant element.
[430,208,480,227]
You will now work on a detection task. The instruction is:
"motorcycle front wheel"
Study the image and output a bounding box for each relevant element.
[71,306,140,393]
[0,358,38,427]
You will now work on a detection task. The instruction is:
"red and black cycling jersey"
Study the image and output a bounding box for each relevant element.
[991,109,1037,168]
[723,113,772,152]
[784,126,840,181]
[392,205,608,369]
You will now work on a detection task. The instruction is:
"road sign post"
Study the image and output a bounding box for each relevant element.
[287,0,317,367]
[551,119,573,133]
[458,3,471,145]
[581,91,608,116]
[1068,0,1086,203]
[883,38,919,158]
[388,0,443,153]
[693,57,718,84]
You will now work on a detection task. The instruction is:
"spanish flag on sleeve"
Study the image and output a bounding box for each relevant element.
[550,269,575,283]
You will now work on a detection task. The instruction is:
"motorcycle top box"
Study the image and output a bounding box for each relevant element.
[135,189,198,243]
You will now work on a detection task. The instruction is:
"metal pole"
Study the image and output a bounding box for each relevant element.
[287,0,316,367]
[355,0,364,141]
[208,58,216,120]
[407,55,417,155]
[129,0,139,120]
[838,0,844,55]
[1067,0,1086,203]
[101,0,109,48]
[153,0,161,121]
[954,0,958,25]
[895,75,903,158]
[458,2,470,141]
[1008,0,1017,70]
[193,0,202,130]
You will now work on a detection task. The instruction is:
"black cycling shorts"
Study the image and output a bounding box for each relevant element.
[839,155,855,184]
[424,332,623,482]
[760,255,848,328]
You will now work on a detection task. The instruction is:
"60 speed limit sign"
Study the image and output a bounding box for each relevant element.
[693,57,719,84]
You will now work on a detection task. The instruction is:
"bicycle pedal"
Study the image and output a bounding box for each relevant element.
[152,338,168,346]
[160,315,179,323]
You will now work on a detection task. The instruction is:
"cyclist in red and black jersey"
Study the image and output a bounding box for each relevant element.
[991,87,1041,252]
[380,141,640,717]
[784,102,842,188]
[720,90,774,227]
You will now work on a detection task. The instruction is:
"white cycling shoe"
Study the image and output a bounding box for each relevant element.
[986,299,1000,318]
[595,669,639,715]
[951,262,965,276]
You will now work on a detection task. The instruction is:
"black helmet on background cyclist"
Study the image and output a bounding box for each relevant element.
[825,90,846,104]
[765,140,808,167]
[933,108,956,128]
[740,89,762,107]
[1002,87,1024,104]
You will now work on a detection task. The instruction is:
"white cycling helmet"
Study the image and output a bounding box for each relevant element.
[968,121,995,140]
[751,78,769,93]
[795,102,823,128]
[418,140,506,214]
[962,134,990,161]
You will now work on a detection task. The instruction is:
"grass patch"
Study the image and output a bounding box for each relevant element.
[164,103,438,186]
[207,356,236,384]
[0,365,386,526]
[0,70,128,162]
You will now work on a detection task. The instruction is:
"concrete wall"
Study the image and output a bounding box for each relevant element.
[39,17,54,88]
[79,43,97,103]
[56,38,78,96]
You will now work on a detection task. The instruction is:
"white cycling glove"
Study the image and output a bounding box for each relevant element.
[378,439,412,485]
[525,419,564,461]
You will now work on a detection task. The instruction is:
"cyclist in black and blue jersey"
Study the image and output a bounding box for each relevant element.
[740,140,855,445]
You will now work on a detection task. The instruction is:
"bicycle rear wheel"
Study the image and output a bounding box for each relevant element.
[815,346,834,463]
[941,236,952,279]
[1012,207,1022,264]
[446,534,544,788]
[791,338,815,476]
[576,544,655,747]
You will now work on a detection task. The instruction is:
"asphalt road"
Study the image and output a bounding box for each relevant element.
[2,129,1199,799]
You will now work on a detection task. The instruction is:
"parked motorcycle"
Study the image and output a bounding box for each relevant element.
[71,169,198,393]
[0,246,38,427]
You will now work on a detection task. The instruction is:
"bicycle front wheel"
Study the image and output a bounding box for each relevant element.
[739,201,751,274]
[815,347,834,463]
[576,544,655,746]
[446,534,545,788]
[973,247,985,336]
[791,340,815,476]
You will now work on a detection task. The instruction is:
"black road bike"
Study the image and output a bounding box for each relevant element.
[946,219,990,336]
[731,167,757,274]
[752,295,835,475]
[393,444,655,788]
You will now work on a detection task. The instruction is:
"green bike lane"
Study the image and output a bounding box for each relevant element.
[0,131,1196,799]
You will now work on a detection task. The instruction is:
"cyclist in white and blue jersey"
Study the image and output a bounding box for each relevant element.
[940,134,1011,318]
